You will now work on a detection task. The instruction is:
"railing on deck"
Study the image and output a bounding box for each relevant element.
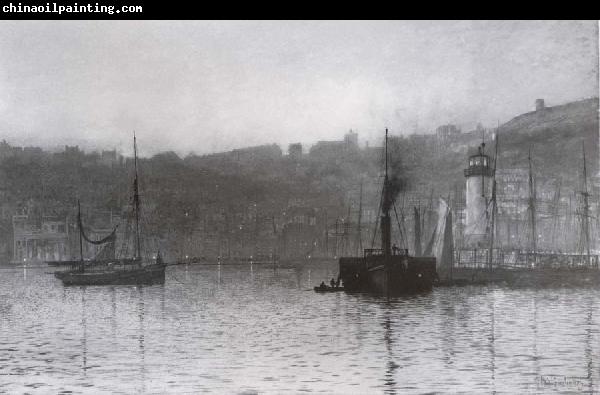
[454,248,600,270]
[66,258,144,272]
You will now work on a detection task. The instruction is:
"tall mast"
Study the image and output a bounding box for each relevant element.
[488,129,499,270]
[254,206,259,258]
[581,141,591,265]
[481,131,486,198]
[425,188,434,240]
[381,128,392,257]
[382,128,392,298]
[385,128,388,181]
[355,181,363,256]
[345,204,351,255]
[133,132,141,260]
[78,199,84,272]
[550,180,562,248]
[413,206,422,257]
[324,210,328,257]
[528,146,537,259]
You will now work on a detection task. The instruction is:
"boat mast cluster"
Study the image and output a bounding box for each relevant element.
[133,132,142,260]
[381,128,392,258]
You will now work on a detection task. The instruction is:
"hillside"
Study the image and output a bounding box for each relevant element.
[498,98,599,186]
[1,97,598,261]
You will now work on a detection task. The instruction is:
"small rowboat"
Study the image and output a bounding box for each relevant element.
[314,285,345,293]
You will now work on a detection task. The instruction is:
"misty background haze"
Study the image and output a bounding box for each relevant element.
[0,20,598,156]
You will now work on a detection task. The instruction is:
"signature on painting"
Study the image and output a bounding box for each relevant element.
[537,375,588,391]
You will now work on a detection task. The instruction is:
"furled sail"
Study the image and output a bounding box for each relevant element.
[94,242,116,260]
[78,210,118,245]
[423,224,437,256]
[434,198,454,281]
[413,206,422,256]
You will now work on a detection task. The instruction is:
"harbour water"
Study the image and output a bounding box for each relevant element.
[1,262,598,394]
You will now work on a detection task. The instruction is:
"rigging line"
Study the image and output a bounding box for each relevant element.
[462,206,495,246]
[119,203,134,259]
[400,206,409,251]
[371,175,385,250]
[392,201,407,250]
[133,131,141,259]
[470,200,495,232]
[425,189,434,235]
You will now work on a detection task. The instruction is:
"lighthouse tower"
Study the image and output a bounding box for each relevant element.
[463,143,493,247]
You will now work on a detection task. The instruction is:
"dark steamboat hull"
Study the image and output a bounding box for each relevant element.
[339,255,437,295]
[54,263,166,286]
[367,265,435,294]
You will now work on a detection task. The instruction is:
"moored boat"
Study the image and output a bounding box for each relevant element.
[338,129,437,296]
[54,133,166,286]
[55,258,165,286]
[445,137,600,287]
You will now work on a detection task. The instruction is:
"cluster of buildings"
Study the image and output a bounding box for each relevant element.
[12,212,69,263]
[0,141,126,263]
[0,141,44,162]
[456,99,600,257]
[9,198,123,264]
[0,140,123,168]
[2,98,598,264]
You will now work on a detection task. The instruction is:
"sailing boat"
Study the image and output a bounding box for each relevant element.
[54,134,166,286]
[338,129,437,295]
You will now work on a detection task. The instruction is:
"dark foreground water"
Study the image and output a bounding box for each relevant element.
[1,262,598,394]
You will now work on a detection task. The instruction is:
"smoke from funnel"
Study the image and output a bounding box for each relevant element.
[382,138,405,213]
[383,175,403,213]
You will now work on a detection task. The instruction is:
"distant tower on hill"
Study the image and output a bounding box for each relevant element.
[344,129,358,148]
[535,98,545,112]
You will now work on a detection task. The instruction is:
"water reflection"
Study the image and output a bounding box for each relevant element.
[160,283,166,323]
[81,287,87,374]
[489,290,496,394]
[440,291,457,368]
[291,267,300,290]
[585,296,594,393]
[217,262,221,287]
[532,294,539,384]
[111,287,117,338]
[137,287,146,394]
[382,305,398,394]
[0,265,598,394]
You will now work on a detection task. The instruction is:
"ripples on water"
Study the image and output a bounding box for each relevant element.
[0,263,598,394]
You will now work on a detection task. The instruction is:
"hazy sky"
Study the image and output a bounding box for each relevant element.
[0,20,598,156]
